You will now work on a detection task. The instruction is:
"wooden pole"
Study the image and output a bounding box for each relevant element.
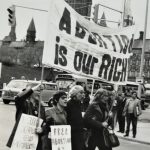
[91,79,95,98]
[36,65,45,127]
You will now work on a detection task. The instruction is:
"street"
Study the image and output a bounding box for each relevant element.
[0,101,15,150]
[0,100,150,150]
[115,139,150,150]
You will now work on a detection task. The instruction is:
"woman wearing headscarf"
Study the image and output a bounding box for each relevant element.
[84,88,113,150]
[66,85,85,150]
[42,90,68,150]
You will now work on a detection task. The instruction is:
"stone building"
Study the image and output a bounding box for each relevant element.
[128,31,150,83]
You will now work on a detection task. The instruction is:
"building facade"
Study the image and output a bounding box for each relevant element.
[128,31,150,83]
[65,0,92,16]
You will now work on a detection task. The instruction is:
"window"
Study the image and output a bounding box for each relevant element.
[45,84,57,90]
[7,80,28,89]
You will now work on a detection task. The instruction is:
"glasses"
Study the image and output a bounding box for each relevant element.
[60,96,67,100]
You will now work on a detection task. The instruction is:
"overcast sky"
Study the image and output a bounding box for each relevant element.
[0,0,149,41]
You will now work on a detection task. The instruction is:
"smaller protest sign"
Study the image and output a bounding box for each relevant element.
[51,125,71,150]
[10,114,43,150]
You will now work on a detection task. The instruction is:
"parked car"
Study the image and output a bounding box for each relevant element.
[1,79,58,104]
[144,83,150,103]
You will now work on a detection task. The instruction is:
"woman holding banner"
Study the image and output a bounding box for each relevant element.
[42,90,68,150]
[7,84,46,150]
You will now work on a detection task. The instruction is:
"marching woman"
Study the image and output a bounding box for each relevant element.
[42,90,68,150]
[84,88,113,150]
[7,84,46,150]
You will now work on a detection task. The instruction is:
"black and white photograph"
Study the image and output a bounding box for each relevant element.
[0,0,150,150]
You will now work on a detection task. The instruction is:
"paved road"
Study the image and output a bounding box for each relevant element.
[0,100,150,150]
[115,139,150,150]
[0,101,15,150]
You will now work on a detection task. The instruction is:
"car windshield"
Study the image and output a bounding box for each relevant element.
[7,80,28,89]
[45,84,58,90]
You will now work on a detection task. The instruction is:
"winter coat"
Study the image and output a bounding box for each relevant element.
[7,88,46,150]
[41,106,67,150]
[84,101,112,150]
[66,99,85,150]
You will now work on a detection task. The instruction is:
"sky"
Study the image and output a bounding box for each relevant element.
[0,0,150,41]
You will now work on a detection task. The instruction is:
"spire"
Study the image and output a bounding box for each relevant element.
[9,25,16,41]
[26,18,36,42]
[3,20,16,42]
[99,12,107,27]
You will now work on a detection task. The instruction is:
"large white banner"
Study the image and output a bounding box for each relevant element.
[10,114,43,150]
[42,0,135,82]
[51,125,71,150]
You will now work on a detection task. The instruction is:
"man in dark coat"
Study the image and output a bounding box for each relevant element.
[117,92,127,133]
[66,85,85,150]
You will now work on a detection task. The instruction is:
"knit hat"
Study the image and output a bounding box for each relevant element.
[69,85,84,98]
[53,91,67,103]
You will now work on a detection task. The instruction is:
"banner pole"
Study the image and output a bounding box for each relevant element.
[36,65,45,127]
[90,79,95,98]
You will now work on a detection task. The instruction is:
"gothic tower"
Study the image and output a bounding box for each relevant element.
[9,24,16,41]
[26,18,36,42]
[99,12,107,27]
[3,21,16,42]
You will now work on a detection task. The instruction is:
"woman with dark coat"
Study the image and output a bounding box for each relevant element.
[42,90,68,150]
[84,88,113,150]
[7,84,46,150]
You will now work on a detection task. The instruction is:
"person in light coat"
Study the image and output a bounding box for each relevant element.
[123,91,142,138]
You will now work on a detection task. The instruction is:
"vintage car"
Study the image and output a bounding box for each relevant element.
[1,79,58,104]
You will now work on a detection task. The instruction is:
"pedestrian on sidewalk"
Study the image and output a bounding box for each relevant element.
[123,91,142,138]
[66,85,85,150]
[117,92,127,133]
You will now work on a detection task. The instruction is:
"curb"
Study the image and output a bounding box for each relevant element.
[117,134,150,145]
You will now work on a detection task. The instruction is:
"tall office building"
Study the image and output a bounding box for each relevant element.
[65,0,92,16]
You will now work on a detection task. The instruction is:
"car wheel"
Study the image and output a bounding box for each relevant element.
[3,99,10,104]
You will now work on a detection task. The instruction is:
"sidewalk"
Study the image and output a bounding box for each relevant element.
[115,108,150,145]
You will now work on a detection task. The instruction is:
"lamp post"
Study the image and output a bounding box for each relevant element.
[138,0,149,98]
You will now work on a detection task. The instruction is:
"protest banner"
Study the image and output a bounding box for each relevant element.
[10,114,43,150]
[42,0,136,83]
[51,125,71,150]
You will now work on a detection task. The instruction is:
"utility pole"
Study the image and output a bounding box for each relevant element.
[138,0,149,98]
[121,0,126,27]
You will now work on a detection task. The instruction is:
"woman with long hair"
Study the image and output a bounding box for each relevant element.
[84,88,113,150]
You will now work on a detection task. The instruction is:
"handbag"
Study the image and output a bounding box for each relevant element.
[103,128,120,148]
[103,98,120,148]
[109,130,120,147]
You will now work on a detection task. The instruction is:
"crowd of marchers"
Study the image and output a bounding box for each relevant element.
[6,83,142,150]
